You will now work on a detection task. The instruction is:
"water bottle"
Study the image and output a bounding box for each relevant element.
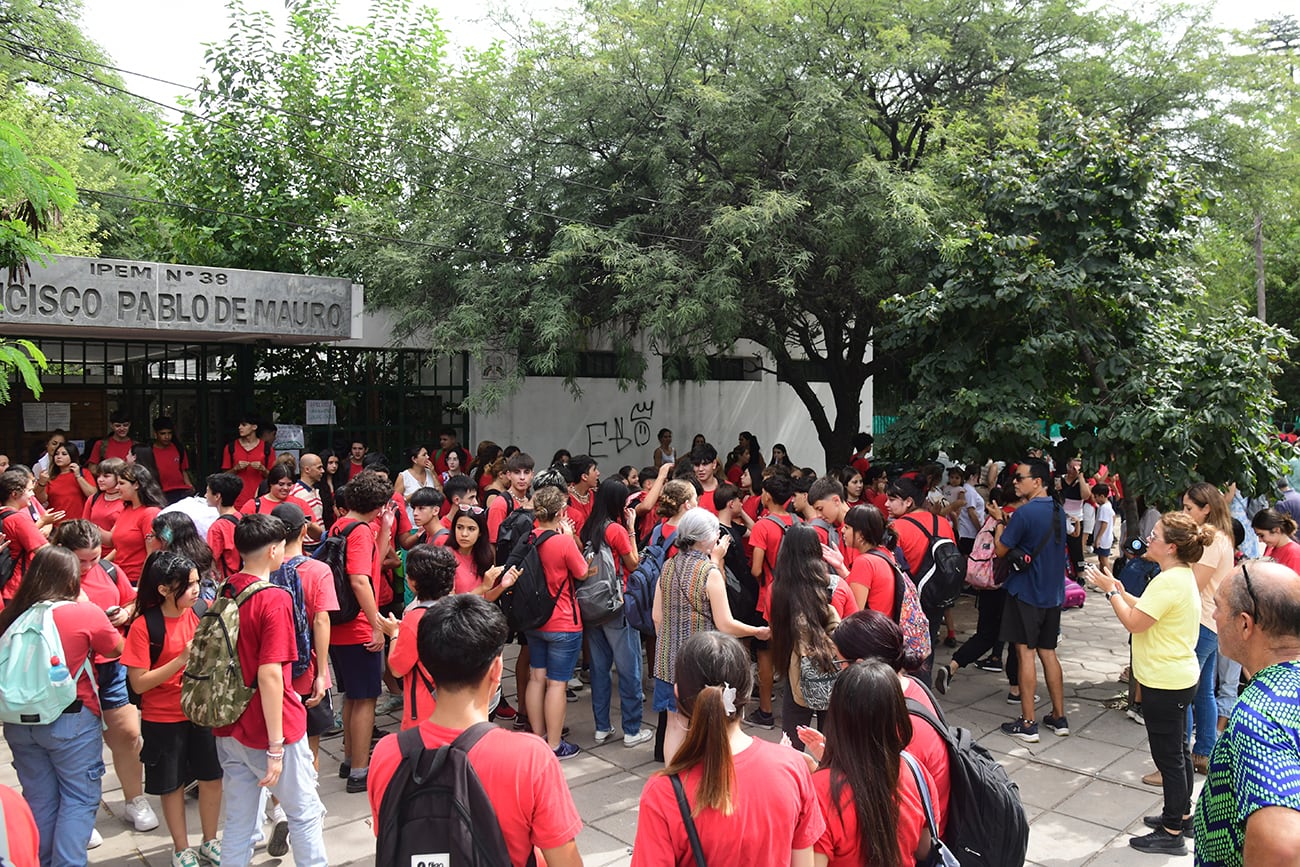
[49,655,70,685]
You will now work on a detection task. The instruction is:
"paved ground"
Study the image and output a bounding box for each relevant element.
[3,585,1202,866]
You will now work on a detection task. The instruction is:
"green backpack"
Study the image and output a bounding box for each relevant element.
[181,579,276,728]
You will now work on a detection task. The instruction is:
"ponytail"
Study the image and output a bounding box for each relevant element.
[662,684,738,816]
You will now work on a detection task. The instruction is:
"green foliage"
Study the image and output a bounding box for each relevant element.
[882,102,1291,498]
[0,118,76,277]
[0,339,46,404]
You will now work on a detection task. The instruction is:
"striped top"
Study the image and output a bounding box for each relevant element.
[653,549,716,683]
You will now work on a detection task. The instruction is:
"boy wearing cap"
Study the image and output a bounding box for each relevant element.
[1116,535,1160,724]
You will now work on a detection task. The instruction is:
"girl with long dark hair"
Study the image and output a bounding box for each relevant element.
[37,442,95,520]
[0,546,123,865]
[124,552,223,866]
[814,660,935,867]
[769,524,846,746]
[150,511,218,601]
[317,449,340,521]
[1252,507,1300,572]
[580,479,651,747]
[632,631,822,867]
[113,464,164,586]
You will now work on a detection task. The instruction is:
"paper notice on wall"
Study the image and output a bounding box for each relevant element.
[22,402,71,432]
[305,400,337,426]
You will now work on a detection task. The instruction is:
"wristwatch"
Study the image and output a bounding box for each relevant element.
[1105,589,1121,601]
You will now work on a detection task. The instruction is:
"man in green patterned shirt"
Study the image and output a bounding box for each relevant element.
[1194,560,1300,866]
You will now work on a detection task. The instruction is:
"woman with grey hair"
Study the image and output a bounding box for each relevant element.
[652,507,770,763]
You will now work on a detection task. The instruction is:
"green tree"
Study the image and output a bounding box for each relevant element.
[882,102,1290,499]
[350,0,1223,468]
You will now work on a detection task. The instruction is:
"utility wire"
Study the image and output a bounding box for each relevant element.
[6,38,700,246]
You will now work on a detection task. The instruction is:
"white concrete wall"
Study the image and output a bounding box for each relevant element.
[469,348,872,471]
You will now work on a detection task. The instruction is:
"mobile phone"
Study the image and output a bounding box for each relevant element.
[105,606,121,618]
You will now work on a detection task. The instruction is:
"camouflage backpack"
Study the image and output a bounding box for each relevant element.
[181,579,276,728]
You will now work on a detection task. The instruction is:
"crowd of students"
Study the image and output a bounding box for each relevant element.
[4,418,1299,866]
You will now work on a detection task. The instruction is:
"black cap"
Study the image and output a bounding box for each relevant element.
[270,502,306,538]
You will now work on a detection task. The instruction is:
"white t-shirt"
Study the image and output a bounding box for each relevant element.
[1094,502,1116,549]
[159,495,220,537]
[954,484,986,539]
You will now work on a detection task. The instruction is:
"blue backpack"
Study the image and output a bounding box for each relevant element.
[269,555,312,679]
[624,524,678,636]
[0,601,91,724]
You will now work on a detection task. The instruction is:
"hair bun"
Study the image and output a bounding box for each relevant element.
[1197,525,1217,548]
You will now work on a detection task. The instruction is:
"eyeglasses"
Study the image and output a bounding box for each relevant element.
[1014,474,1033,481]
[832,658,853,670]
[1241,563,1259,617]
[457,504,485,515]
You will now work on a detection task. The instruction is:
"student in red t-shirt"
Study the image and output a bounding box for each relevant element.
[368,594,583,866]
[830,504,903,616]
[485,453,536,716]
[327,470,398,793]
[149,417,195,505]
[633,631,824,866]
[198,474,242,581]
[691,444,722,513]
[214,514,328,867]
[838,465,866,509]
[864,466,890,513]
[387,545,455,730]
[36,442,95,521]
[564,455,599,536]
[580,479,653,747]
[54,519,159,835]
[0,547,123,866]
[113,464,166,586]
[0,469,52,601]
[83,457,127,554]
[87,409,137,472]
[850,433,873,476]
[801,660,936,867]
[887,475,955,659]
[221,414,275,508]
[123,551,223,866]
[747,472,797,729]
[517,485,590,760]
[769,524,857,746]
[831,610,951,832]
[344,440,367,482]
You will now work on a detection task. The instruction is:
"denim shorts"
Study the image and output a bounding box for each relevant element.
[97,660,130,711]
[525,630,583,682]
[653,677,678,713]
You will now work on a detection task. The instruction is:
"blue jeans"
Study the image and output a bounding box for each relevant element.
[5,707,105,867]
[586,614,644,737]
[1217,654,1243,719]
[1189,625,1219,756]
[216,737,328,867]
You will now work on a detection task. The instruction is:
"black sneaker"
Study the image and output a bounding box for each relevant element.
[1000,717,1039,743]
[345,774,368,794]
[744,709,776,730]
[1143,816,1195,839]
[1128,829,1186,855]
[338,761,350,779]
[513,713,530,731]
[565,688,579,703]
[976,657,1004,672]
[943,632,957,648]
[1042,714,1070,737]
[934,666,952,695]
[1006,692,1040,705]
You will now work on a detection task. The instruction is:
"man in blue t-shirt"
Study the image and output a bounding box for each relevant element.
[995,457,1070,743]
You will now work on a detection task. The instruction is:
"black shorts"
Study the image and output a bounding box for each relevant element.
[999,595,1062,650]
[303,689,335,737]
[140,720,222,795]
[330,644,384,699]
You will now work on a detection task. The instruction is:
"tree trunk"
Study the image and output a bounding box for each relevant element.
[1255,210,1266,322]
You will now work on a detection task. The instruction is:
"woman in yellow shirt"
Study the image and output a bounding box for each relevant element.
[1087,512,1206,857]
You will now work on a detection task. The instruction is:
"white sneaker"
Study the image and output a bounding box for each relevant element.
[87,828,103,849]
[171,848,201,867]
[593,728,616,744]
[567,677,584,690]
[624,728,653,747]
[125,795,159,831]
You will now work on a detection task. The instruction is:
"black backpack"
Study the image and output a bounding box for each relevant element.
[0,509,17,595]
[314,521,366,625]
[502,530,567,632]
[376,723,531,867]
[900,514,967,611]
[905,679,1029,867]
[494,498,535,567]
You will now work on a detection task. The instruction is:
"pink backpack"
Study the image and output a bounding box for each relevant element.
[966,516,1001,590]
[1063,577,1086,609]
[866,550,932,662]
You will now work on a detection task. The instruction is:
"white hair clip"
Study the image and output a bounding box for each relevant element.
[720,682,737,715]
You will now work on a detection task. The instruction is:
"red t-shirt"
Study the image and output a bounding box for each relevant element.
[152,443,190,492]
[533,530,589,633]
[121,608,199,723]
[813,759,931,867]
[631,737,824,867]
[212,573,306,749]
[698,488,719,515]
[112,505,160,586]
[221,440,275,508]
[207,514,242,578]
[902,678,951,832]
[851,456,872,476]
[0,784,39,867]
[604,522,634,587]
[566,490,592,537]
[51,601,122,716]
[743,495,763,522]
[330,519,379,646]
[893,512,955,580]
[848,551,898,617]
[368,722,583,861]
[726,465,743,487]
[46,469,94,520]
[487,493,522,544]
[388,605,435,729]
[80,562,137,661]
[830,577,859,620]
[0,508,48,601]
[865,490,888,513]
[452,550,481,595]
[345,460,365,481]
[750,513,796,618]
[92,437,135,464]
[292,557,338,695]
[1267,542,1300,573]
[82,493,125,553]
